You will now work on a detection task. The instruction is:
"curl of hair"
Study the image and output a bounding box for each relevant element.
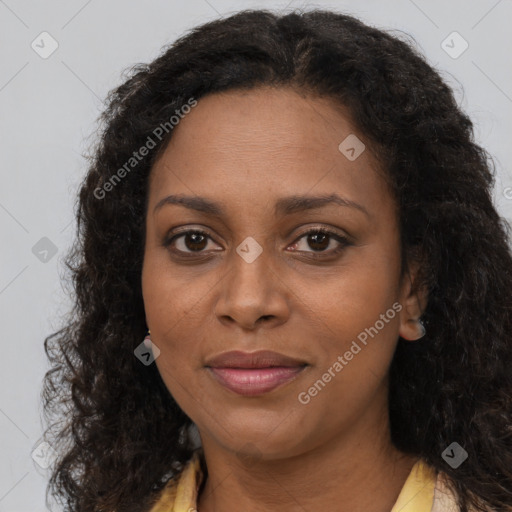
[42,9,512,512]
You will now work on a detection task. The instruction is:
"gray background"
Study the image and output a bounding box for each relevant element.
[1,0,511,510]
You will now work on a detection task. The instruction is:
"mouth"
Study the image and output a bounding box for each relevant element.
[204,350,309,396]
[206,366,308,396]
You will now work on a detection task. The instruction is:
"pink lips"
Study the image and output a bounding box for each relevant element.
[208,366,306,396]
[204,350,308,396]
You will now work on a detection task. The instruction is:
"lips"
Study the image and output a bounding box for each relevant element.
[204,350,308,396]
[204,350,307,369]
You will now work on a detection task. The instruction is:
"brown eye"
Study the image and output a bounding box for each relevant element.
[182,232,208,251]
[164,230,220,254]
[306,231,330,251]
[289,229,351,255]
[163,227,351,260]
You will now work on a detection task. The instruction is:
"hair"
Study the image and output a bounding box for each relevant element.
[42,8,512,512]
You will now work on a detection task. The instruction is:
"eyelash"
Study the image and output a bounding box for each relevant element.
[163,227,352,259]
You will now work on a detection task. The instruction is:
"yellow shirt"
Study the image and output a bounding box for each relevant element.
[148,448,457,512]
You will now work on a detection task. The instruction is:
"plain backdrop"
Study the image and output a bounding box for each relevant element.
[1,0,511,510]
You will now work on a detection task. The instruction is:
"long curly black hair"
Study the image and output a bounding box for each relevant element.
[42,9,512,512]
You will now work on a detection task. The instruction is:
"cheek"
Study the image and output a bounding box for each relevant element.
[142,249,217,340]
[305,251,400,342]
[298,250,401,394]
[297,297,399,435]
[141,257,206,396]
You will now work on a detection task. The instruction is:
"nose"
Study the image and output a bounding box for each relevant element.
[214,246,290,330]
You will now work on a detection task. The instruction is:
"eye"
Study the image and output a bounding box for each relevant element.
[288,228,352,257]
[164,229,221,255]
[163,227,352,258]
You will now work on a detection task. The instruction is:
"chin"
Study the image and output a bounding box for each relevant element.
[207,422,312,461]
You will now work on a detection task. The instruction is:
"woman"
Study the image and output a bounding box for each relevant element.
[42,9,512,512]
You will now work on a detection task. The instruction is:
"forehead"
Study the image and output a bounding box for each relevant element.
[153,86,361,164]
[148,86,394,222]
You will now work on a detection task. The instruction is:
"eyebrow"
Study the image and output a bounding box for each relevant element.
[153,193,370,218]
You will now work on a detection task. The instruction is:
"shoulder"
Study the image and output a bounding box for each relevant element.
[147,482,179,512]
[147,449,204,512]
[432,471,495,512]
[431,471,461,512]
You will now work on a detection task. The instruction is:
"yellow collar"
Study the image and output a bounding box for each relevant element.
[149,449,438,512]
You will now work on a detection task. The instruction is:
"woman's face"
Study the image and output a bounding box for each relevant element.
[142,86,421,460]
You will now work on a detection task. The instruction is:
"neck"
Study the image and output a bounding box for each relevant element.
[196,399,418,512]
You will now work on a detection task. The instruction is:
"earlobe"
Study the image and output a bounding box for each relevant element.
[398,260,428,341]
[399,316,426,341]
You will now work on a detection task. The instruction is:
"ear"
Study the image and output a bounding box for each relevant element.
[398,259,429,341]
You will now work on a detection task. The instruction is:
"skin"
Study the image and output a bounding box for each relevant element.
[141,86,428,512]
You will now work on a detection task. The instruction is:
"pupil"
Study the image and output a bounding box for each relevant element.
[186,233,207,251]
[309,232,329,251]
